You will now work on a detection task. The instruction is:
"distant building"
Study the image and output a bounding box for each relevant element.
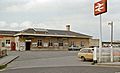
[102,42,120,48]
[89,39,99,48]
[0,25,93,51]
[89,39,120,48]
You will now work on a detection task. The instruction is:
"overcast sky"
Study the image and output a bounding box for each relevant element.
[0,0,120,41]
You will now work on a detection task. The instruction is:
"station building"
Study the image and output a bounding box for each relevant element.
[0,25,93,51]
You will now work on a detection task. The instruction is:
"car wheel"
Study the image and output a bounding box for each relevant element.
[81,57,86,61]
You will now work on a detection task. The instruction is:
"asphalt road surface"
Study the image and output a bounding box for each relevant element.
[1,51,120,73]
[2,66,120,73]
[6,51,92,69]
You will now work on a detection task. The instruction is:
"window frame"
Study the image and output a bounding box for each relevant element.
[37,40,42,47]
[48,40,53,47]
[5,40,11,47]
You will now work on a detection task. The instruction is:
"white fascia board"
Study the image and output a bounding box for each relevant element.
[14,33,91,38]
[0,34,13,36]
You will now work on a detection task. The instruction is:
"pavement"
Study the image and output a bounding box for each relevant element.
[2,66,120,73]
[0,55,19,66]
[97,62,120,67]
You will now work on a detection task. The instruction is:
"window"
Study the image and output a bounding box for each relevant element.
[59,42,63,46]
[6,40,10,44]
[80,49,88,53]
[80,41,85,47]
[70,41,75,46]
[6,40,11,47]
[48,40,53,47]
[37,40,42,46]
[88,49,93,53]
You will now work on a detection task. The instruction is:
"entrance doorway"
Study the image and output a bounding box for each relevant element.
[11,42,16,51]
[25,42,31,51]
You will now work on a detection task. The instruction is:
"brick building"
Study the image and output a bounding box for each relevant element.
[0,30,19,50]
[0,25,93,51]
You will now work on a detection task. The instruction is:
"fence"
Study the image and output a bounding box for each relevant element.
[97,48,120,63]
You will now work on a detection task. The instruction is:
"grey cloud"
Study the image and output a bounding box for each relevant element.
[0,0,120,41]
[0,0,29,10]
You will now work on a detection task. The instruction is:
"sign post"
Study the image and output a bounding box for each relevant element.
[94,0,107,63]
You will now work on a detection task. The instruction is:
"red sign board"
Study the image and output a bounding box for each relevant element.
[94,0,107,16]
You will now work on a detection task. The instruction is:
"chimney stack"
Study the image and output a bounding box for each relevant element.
[66,25,70,31]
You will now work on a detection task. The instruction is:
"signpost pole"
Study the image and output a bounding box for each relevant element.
[98,14,102,63]
[94,0,107,63]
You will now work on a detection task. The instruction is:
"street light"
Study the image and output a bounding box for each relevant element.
[108,21,113,62]
[108,21,113,47]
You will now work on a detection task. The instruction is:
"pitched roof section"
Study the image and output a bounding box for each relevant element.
[20,28,92,38]
[0,30,19,36]
[0,28,92,38]
[47,29,92,37]
[21,28,48,33]
[33,28,48,32]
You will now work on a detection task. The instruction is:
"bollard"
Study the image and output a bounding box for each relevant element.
[92,47,97,65]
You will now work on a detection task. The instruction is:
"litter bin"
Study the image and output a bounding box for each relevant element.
[0,48,7,58]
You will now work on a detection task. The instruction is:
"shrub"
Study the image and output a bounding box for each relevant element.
[0,64,7,70]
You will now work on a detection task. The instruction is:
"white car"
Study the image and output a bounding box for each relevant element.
[68,45,81,51]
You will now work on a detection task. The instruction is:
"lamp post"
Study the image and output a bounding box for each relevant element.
[108,21,113,62]
[108,21,113,47]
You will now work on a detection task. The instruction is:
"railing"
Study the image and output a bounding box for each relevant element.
[113,48,120,62]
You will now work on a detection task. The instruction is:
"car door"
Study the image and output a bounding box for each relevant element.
[85,49,93,60]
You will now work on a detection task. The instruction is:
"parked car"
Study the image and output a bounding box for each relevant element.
[78,47,120,62]
[77,48,94,61]
[68,45,81,51]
